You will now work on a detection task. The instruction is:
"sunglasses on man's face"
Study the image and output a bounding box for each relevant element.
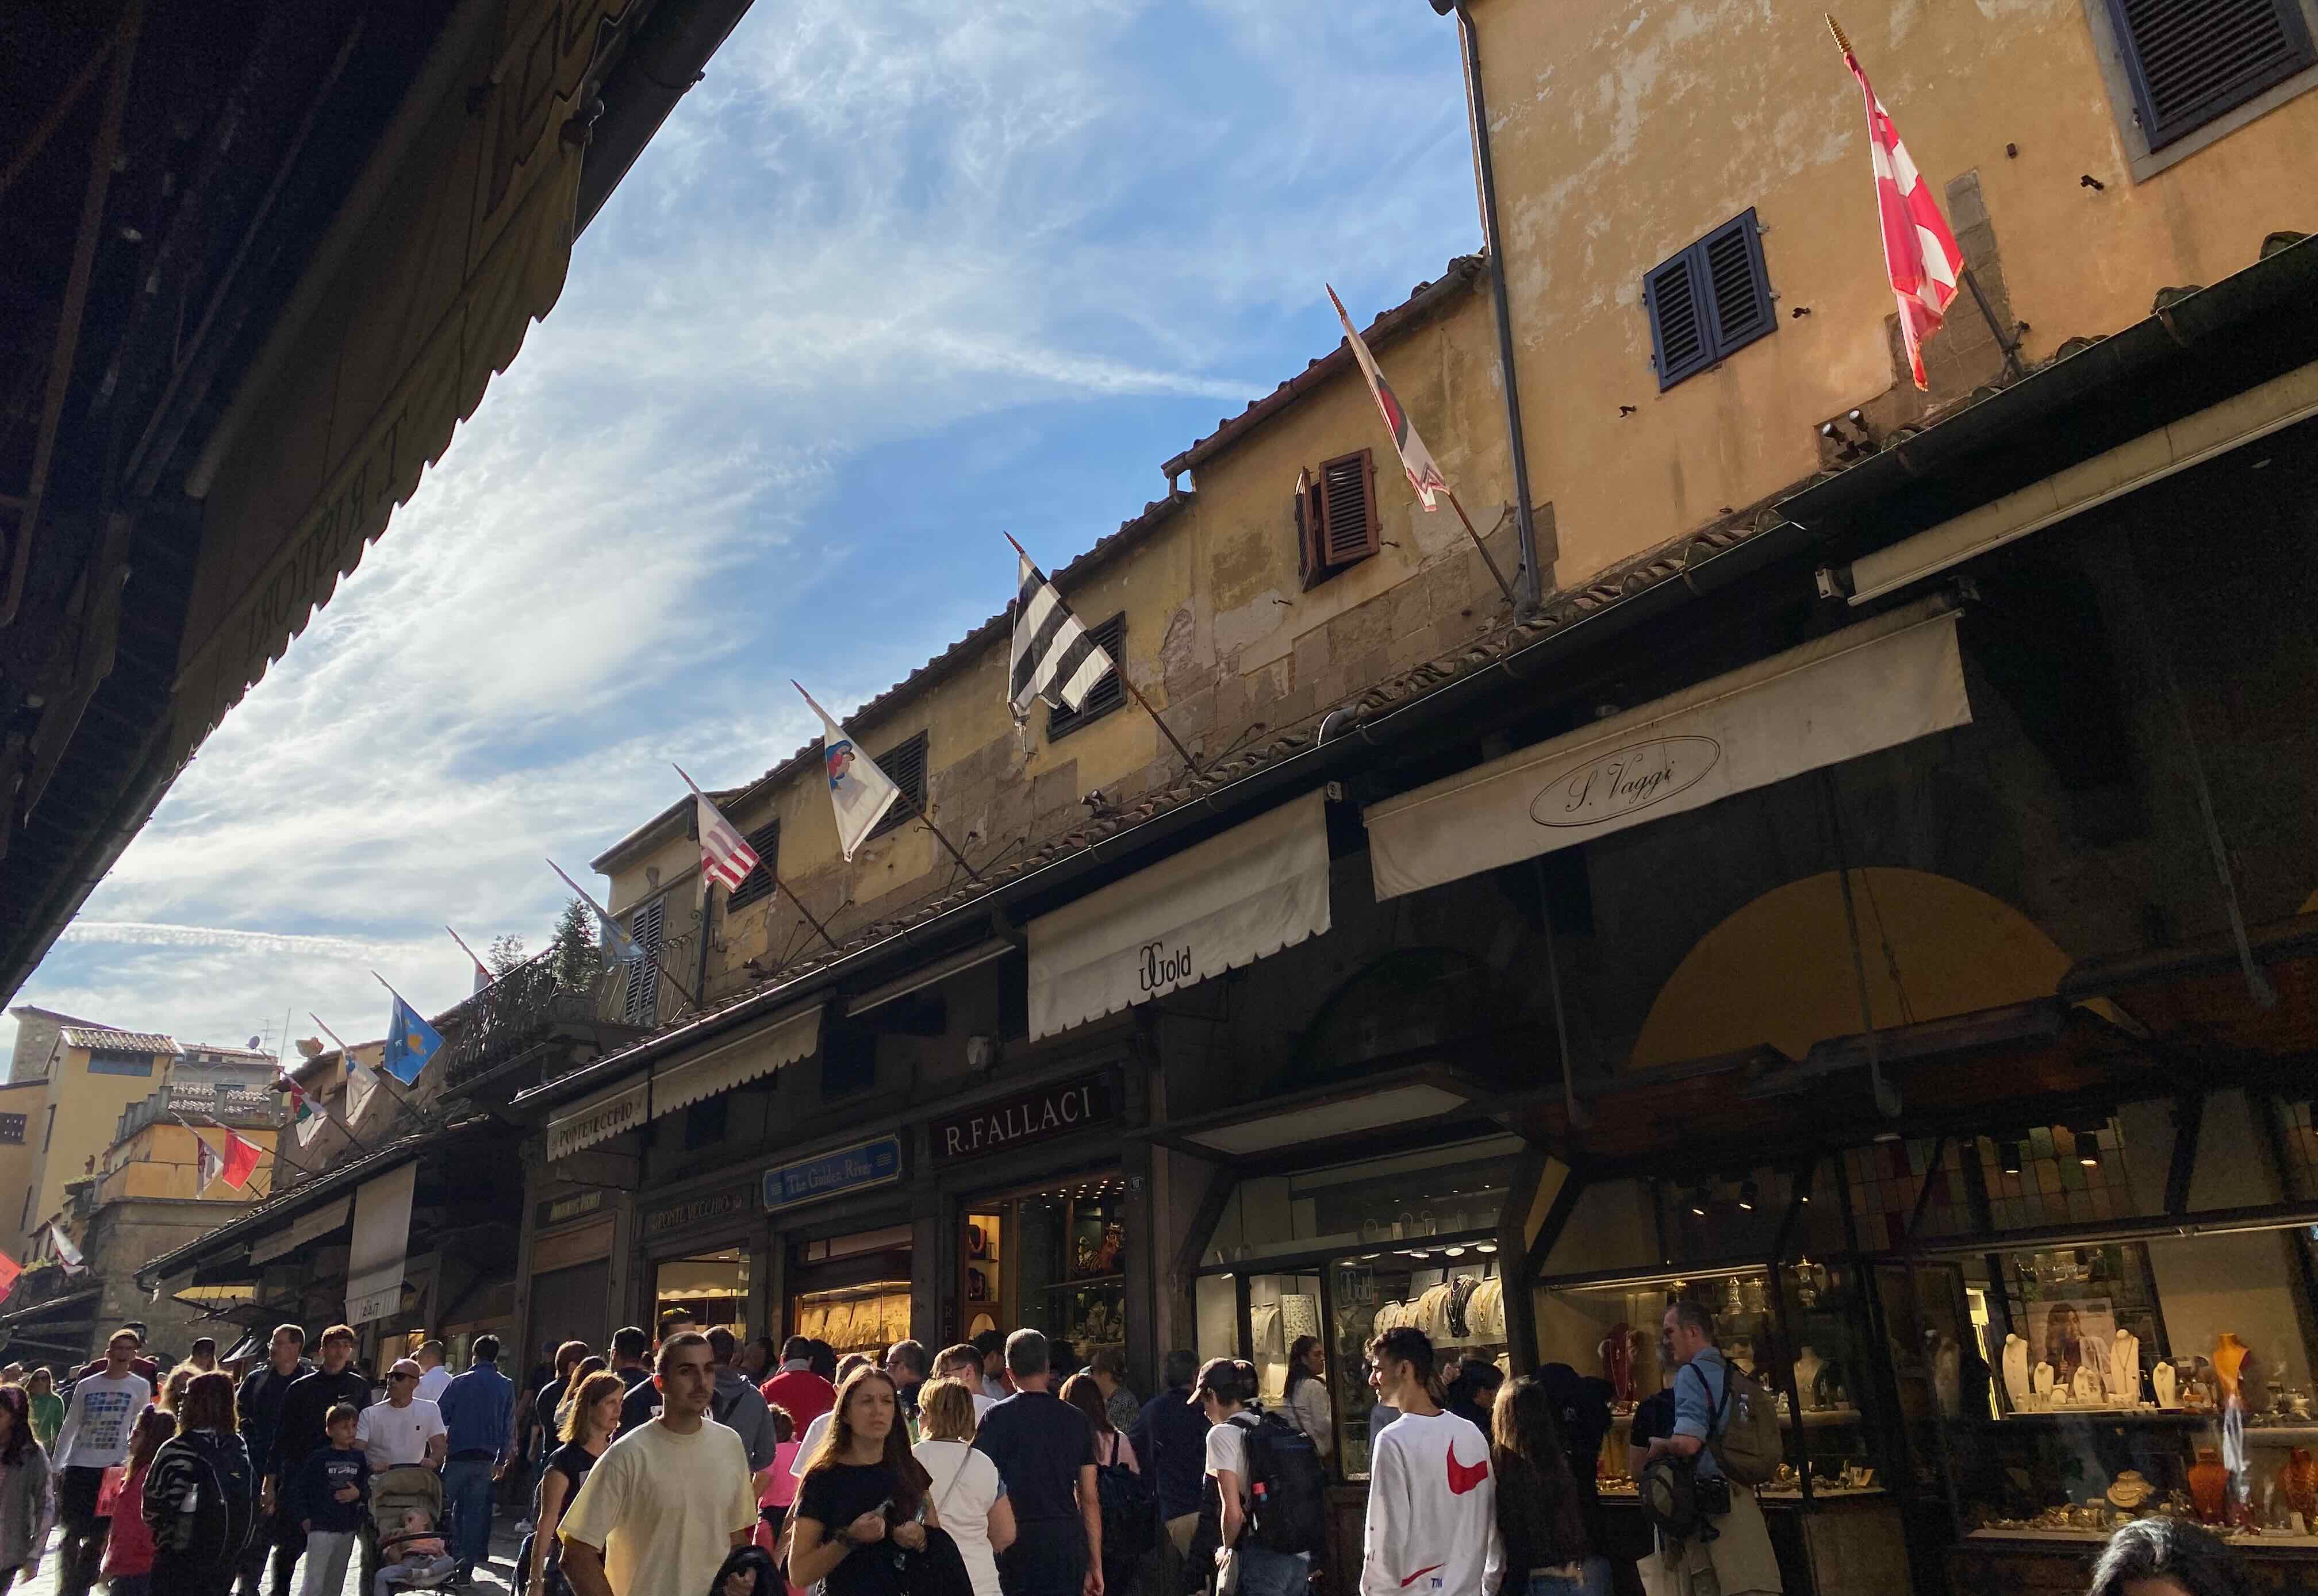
[392,1372,418,1382]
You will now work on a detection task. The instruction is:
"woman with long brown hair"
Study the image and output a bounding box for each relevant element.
[141,1370,255,1596]
[788,1366,940,1596]
[530,1368,626,1596]
[1490,1375,1607,1596]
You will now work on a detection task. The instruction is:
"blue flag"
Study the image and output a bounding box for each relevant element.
[381,990,442,1084]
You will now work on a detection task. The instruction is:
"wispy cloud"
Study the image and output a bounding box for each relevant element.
[7,0,1477,1066]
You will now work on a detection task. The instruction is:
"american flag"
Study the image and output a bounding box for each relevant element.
[1832,17,1966,390]
[1007,536,1115,722]
[676,766,761,894]
[1328,284,1449,510]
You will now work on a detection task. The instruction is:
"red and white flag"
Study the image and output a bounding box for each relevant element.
[674,766,762,896]
[1327,284,1450,510]
[1833,18,1965,390]
[0,1253,18,1303]
[195,1133,223,1191]
[49,1223,85,1275]
[222,1131,263,1189]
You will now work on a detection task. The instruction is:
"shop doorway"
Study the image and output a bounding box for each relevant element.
[962,1171,1126,1369]
[792,1225,914,1359]
[654,1247,750,1339]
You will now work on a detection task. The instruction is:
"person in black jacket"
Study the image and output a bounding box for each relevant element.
[1128,1348,1208,1576]
[286,1403,369,1596]
[236,1324,313,1596]
[266,1325,370,1591]
[143,1371,256,1596]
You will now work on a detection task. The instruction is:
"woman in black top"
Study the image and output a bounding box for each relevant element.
[789,1367,940,1596]
[1490,1375,1609,1596]
[530,1370,625,1596]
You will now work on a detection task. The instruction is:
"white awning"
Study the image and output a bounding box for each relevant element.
[547,1077,650,1162]
[652,1004,823,1117]
[1029,791,1331,1041]
[346,1162,417,1326]
[1365,598,1970,901]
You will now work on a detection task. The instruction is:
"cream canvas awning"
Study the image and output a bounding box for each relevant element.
[1028,791,1332,1041]
[346,1162,417,1326]
[1365,598,1971,901]
[653,1004,823,1117]
[547,1077,650,1162]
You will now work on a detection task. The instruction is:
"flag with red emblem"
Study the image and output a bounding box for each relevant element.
[1830,17,1965,390]
[1327,284,1449,510]
[195,1132,223,1191]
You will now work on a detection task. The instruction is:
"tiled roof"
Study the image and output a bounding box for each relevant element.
[59,1027,177,1053]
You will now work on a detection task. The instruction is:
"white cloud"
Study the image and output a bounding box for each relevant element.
[13,0,1477,1059]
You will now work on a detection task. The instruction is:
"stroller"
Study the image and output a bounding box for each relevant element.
[371,1465,462,1593]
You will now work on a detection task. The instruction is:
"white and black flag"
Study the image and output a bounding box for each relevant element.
[1008,540,1115,724]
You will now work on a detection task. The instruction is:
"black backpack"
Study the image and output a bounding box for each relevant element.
[1095,1432,1157,1568]
[147,1432,254,1577]
[1233,1410,1327,1558]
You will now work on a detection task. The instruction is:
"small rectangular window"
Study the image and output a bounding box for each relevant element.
[87,1049,156,1076]
[1047,614,1127,740]
[0,1114,22,1145]
[723,820,783,910]
[621,898,668,1025]
[2105,0,2315,147]
[1297,449,1381,589]
[1645,209,1775,390]
[865,732,928,841]
[683,1095,728,1150]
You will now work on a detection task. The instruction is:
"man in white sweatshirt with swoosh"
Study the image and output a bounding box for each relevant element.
[1360,1327,1500,1596]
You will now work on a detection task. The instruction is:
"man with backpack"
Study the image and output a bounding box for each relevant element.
[1641,1301,1782,1594]
[1189,1357,1326,1596]
[706,1328,782,1482]
[1359,1328,1498,1596]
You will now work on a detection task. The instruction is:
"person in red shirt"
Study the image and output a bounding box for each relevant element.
[761,1336,835,1431]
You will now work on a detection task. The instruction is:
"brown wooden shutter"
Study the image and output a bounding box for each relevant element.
[1318,449,1381,566]
[866,731,928,840]
[1295,470,1325,589]
[723,819,782,909]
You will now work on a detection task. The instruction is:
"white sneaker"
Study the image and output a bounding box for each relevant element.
[515,1520,534,1535]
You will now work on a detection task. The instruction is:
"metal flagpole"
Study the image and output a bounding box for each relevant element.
[1442,490,1521,609]
[892,782,985,884]
[546,861,699,1009]
[444,925,494,987]
[1004,531,1203,775]
[769,870,843,955]
[307,1015,390,1143]
[674,764,843,955]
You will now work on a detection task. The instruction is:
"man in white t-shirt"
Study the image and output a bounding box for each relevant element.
[561,1331,758,1596]
[356,1359,448,1473]
[938,1343,1000,1421]
[53,1326,153,1596]
[413,1339,451,1403]
[1359,1328,1499,1596]
[1192,1357,1308,1596]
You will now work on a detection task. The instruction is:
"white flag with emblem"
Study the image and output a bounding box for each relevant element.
[793,682,902,862]
[49,1223,85,1275]
[195,1133,223,1191]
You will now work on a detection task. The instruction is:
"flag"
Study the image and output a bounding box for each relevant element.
[195,1133,223,1191]
[313,1016,382,1122]
[548,859,643,963]
[1327,284,1450,510]
[221,1130,263,1189]
[1832,17,1965,390]
[1007,536,1116,723]
[0,1253,18,1303]
[49,1224,84,1275]
[675,766,761,894]
[281,1072,325,1147]
[378,983,443,1085]
[793,682,902,861]
[448,926,492,993]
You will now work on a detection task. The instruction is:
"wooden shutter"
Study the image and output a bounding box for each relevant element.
[1319,450,1380,566]
[723,819,782,910]
[866,731,927,840]
[1295,471,1325,589]
[1647,209,1775,390]
[2108,0,2315,148]
[1699,211,1774,355]
[621,898,667,1024]
[1046,613,1126,739]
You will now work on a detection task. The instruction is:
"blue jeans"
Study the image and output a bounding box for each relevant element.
[1525,1560,1611,1596]
[1236,1548,1308,1596]
[442,1459,496,1571]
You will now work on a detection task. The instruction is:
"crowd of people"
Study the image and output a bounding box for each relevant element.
[0,1303,2259,1596]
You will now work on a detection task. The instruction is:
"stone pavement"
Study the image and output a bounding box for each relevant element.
[18,1514,534,1595]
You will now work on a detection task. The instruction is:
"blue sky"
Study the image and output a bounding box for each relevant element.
[6,0,1480,1063]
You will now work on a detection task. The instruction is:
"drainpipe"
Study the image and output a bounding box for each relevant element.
[1437,0,1542,614]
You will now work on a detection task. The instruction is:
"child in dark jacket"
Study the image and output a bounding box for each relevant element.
[289,1402,370,1596]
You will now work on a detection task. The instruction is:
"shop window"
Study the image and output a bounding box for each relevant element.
[723,820,782,910]
[1296,449,1381,589]
[2105,0,2316,149]
[2274,1097,2318,1199]
[791,1224,914,1356]
[865,731,928,841]
[961,1174,1126,1364]
[1044,613,1126,740]
[654,1247,750,1341]
[1644,209,1774,390]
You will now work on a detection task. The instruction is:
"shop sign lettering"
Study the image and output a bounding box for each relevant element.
[1139,941,1193,992]
[1529,736,1720,829]
[534,1189,605,1231]
[764,1136,904,1212]
[933,1074,1115,1163]
[642,1185,751,1238]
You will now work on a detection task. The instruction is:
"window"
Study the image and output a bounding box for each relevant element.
[1046,613,1126,740]
[723,819,782,910]
[865,732,927,841]
[42,1106,56,1152]
[621,898,668,1025]
[821,1023,876,1100]
[86,1048,156,1076]
[0,1114,22,1145]
[2105,0,2315,148]
[1644,208,1775,390]
[684,1095,728,1151]
[1297,450,1381,589]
